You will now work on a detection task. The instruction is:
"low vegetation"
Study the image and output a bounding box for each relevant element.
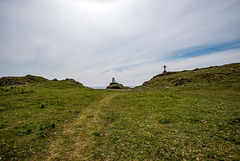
[136,63,240,90]
[0,63,239,160]
[106,82,130,89]
[0,76,110,160]
[93,88,240,160]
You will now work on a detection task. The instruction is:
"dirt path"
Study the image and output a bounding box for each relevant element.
[47,93,120,160]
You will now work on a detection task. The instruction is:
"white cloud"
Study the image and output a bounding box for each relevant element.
[0,0,240,86]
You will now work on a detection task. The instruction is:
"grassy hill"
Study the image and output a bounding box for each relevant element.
[0,64,240,160]
[0,75,110,160]
[0,75,84,88]
[136,63,240,90]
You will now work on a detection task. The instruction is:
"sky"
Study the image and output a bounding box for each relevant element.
[0,0,240,87]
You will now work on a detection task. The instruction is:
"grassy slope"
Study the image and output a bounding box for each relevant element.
[0,76,112,160]
[136,63,240,90]
[94,88,240,160]
[93,63,240,160]
[1,64,240,160]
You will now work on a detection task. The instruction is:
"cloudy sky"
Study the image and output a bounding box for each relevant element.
[0,0,240,86]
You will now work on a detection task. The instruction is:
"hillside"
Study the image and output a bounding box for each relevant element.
[0,75,84,88]
[0,65,240,160]
[136,63,240,90]
[0,75,109,160]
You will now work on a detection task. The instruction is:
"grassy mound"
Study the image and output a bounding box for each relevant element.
[0,75,108,160]
[106,83,130,89]
[0,75,84,88]
[136,63,240,90]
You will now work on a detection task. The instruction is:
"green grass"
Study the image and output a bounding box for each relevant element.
[137,63,240,90]
[93,88,240,160]
[0,63,240,160]
[0,82,110,160]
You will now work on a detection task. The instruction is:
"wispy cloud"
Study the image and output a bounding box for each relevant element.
[168,40,240,60]
[0,0,240,86]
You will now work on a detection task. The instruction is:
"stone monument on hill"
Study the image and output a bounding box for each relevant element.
[163,65,167,73]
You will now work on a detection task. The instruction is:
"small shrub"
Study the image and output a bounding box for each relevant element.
[51,123,56,128]
[38,131,47,137]
[15,123,33,136]
[39,124,46,130]
[158,119,171,124]
[93,132,101,136]
[38,122,56,138]
[87,115,94,118]
[74,111,80,114]
[0,124,6,129]
[40,104,45,108]
[39,122,56,130]
[26,128,32,134]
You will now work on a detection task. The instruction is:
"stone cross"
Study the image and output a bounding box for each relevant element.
[163,65,167,73]
[112,77,116,83]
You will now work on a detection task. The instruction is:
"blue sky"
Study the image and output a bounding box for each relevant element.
[0,0,240,86]
[169,40,240,59]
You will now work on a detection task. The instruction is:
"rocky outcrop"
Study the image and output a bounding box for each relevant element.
[0,77,25,86]
[106,80,130,89]
[106,82,124,89]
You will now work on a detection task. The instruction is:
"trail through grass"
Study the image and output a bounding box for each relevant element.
[0,84,110,160]
[1,64,240,160]
[46,93,122,160]
[1,87,239,160]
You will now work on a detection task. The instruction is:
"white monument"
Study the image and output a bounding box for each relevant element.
[112,77,116,83]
